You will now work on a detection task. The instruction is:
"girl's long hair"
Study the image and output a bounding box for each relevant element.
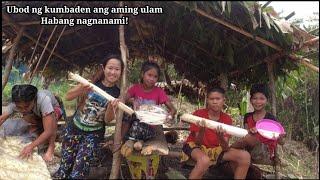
[77,54,124,110]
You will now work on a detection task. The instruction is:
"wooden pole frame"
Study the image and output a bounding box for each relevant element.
[40,24,68,77]
[267,61,277,116]
[174,1,319,73]
[2,13,78,68]
[29,25,58,82]
[109,1,129,179]
[2,26,25,90]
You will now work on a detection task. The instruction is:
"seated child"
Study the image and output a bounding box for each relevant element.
[181,87,251,179]
[120,61,176,157]
[231,84,285,165]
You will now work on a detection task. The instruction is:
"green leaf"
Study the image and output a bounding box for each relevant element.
[239,100,247,116]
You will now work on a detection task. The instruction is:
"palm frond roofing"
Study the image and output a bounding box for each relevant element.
[2,1,316,87]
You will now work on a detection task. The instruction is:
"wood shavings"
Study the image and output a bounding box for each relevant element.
[0,136,51,180]
[136,105,168,125]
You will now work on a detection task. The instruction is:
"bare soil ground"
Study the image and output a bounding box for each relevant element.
[3,96,319,179]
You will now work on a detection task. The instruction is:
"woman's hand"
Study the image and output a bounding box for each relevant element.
[81,83,93,92]
[0,113,9,126]
[111,99,121,110]
[65,83,92,101]
[19,144,35,160]
[105,99,125,123]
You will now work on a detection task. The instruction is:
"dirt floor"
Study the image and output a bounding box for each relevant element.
[2,99,319,179]
[46,124,319,179]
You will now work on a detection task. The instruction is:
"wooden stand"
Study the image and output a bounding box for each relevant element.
[125,126,169,179]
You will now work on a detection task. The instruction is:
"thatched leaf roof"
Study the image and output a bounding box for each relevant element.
[2,1,316,88]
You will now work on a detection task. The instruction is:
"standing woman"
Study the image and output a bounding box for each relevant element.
[54,54,124,179]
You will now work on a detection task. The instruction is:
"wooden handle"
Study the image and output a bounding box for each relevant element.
[180,113,248,138]
[68,72,135,115]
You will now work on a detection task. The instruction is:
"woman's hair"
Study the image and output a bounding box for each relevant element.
[91,54,124,84]
[140,61,161,83]
[11,84,38,102]
[78,54,124,109]
[250,84,269,99]
[207,86,225,96]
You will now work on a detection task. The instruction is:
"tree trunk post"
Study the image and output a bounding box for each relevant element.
[109,1,128,179]
[2,26,25,90]
[267,61,277,116]
[247,91,254,113]
[218,73,228,91]
[267,61,279,179]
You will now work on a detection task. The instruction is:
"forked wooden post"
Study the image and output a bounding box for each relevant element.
[218,73,228,91]
[2,26,25,90]
[109,1,129,179]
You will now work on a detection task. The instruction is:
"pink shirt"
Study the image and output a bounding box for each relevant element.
[127,84,169,107]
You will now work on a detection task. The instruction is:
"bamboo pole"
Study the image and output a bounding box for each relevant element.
[181,114,249,137]
[2,26,25,90]
[68,73,134,115]
[27,27,44,73]
[303,37,319,47]
[29,25,58,82]
[61,26,87,37]
[110,1,128,179]
[174,2,318,72]
[65,41,110,56]
[177,76,184,119]
[40,24,68,77]
[163,127,189,131]
[133,18,146,44]
[230,52,285,76]
[288,54,319,72]
[18,21,40,26]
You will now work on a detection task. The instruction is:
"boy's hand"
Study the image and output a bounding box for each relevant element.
[278,133,286,145]
[249,127,258,134]
[216,125,226,139]
[216,125,229,151]
[197,119,206,127]
[279,133,286,139]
